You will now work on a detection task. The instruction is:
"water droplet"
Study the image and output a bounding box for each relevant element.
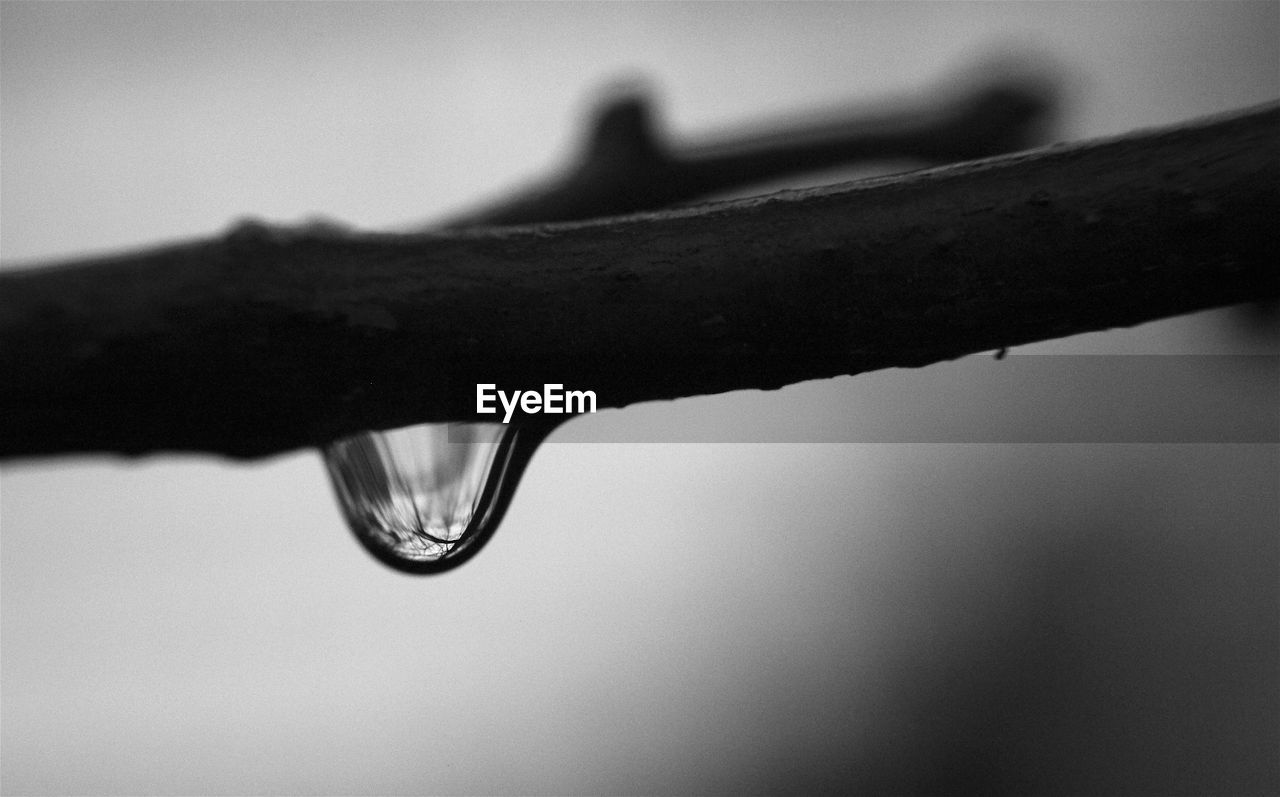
[323,421,554,574]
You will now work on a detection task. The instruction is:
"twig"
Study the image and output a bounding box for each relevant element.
[444,66,1056,227]
[1,97,1275,459]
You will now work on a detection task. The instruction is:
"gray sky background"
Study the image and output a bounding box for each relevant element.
[2,2,1277,794]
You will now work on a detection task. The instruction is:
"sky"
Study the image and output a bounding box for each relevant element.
[2,2,1278,794]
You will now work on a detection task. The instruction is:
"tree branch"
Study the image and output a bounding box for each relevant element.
[443,66,1057,227]
[1,101,1276,460]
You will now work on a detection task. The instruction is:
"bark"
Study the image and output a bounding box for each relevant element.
[1,102,1276,460]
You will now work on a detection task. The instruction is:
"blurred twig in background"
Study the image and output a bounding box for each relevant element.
[444,60,1057,226]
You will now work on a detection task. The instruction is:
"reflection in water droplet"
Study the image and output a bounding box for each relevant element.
[323,421,553,574]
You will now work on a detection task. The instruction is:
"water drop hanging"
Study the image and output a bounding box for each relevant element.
[323,421,556,574]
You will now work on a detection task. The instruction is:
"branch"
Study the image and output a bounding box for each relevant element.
[1,101,1276,460]
[443,65,1057,227]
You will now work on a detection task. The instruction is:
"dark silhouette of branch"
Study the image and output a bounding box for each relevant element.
[1,86,1275,459]
[444,65,1057,227]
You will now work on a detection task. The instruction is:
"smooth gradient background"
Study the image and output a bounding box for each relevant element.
[2,2,1277,794]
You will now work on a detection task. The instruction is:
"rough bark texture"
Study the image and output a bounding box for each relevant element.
[1,102,1276,460]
